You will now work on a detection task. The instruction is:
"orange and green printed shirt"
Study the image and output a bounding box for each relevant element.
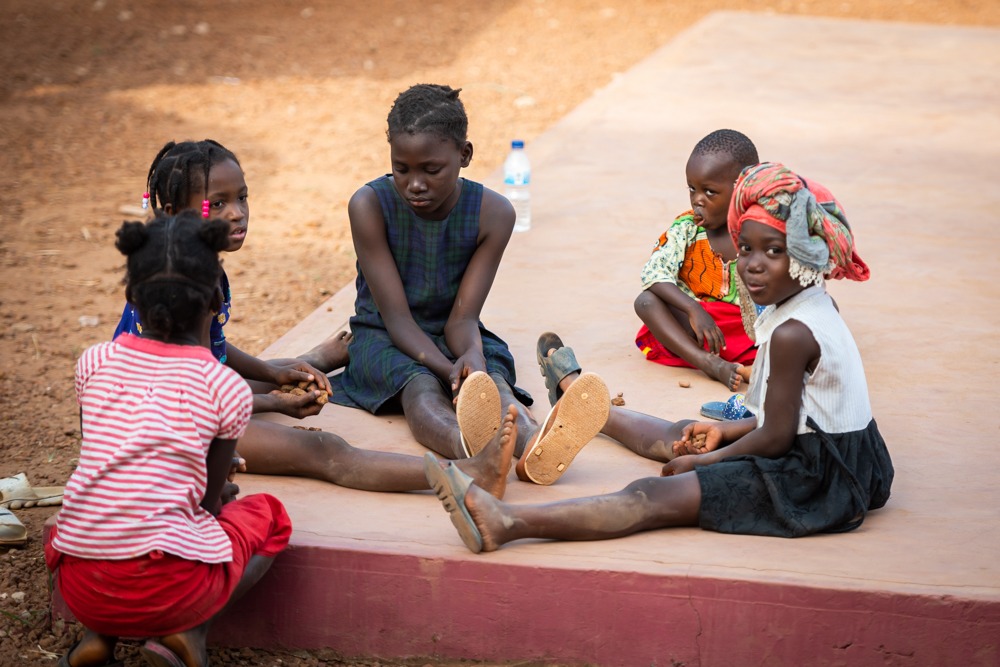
[640,211,738,304]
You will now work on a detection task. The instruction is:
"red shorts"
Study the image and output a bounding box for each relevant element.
[46,493,291,637]
[636,300,757,368]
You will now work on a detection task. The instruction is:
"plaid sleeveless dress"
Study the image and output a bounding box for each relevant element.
[331,175,529,413]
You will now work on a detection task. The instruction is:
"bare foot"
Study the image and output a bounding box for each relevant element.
[298,330,352,373]
[462,481,512,552]
[64,631,117,667]
[454,405,518,498]
[736,363,752,384]
[702,356,743,391]
[156,627,209,667]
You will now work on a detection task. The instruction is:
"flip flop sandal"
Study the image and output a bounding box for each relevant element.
[516,372,610,485]
[0,508,27,548]
[140,640,185,667]
[536,331,582,407]
[699,393,751,421]
[0,472,64,509]
[455,371,502,457]
[423,453,484,553]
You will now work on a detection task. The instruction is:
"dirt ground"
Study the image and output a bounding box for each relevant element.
[1,1,997,665]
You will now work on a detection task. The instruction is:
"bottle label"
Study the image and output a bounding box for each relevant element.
[503,172,531,186]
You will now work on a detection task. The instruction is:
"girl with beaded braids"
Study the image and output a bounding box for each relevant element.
[113,139,348,420]
[330,83,610,484]
[423,162,893,553]
[48,212,292,667]
[105,138,526,499]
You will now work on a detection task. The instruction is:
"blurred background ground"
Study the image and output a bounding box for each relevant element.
[1,1,997,665]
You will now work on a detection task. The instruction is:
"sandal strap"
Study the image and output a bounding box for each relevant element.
[539,346,582,407]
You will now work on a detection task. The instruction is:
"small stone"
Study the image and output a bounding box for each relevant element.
[678,380,691,388]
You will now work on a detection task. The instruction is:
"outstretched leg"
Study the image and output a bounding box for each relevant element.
[435,467,702,552]
[603,408,693,463]
[400,373,467,459]
[238,409,517,497]
[635,291,743,391]
[539,340,690,462]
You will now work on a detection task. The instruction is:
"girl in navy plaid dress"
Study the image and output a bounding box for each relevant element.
[335,84,611,482]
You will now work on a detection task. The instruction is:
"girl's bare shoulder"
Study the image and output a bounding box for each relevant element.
[478,186,515,231]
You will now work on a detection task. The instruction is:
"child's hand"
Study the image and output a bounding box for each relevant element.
[270,361,333,395]
[662,455,700,476]
[672,421,723,456]
[688,306,726,355]
[220,481,240,506]
[449,352,488,397]
[228,453,246,482]
[267,389,327,418]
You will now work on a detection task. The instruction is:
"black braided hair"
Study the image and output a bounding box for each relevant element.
[386,84,468,148]
[691,129,759,169]
[145,140,241,213]
[116,211,230,339]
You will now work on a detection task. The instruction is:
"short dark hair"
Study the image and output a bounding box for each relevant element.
[145,139,241,212]
[692,129,759,168]
[386,84,468,148]
[115,211,230,338]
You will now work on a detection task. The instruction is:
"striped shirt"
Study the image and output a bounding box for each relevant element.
[52,334,253,563]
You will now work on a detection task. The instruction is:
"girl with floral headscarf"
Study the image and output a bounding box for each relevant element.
[422,162,894,552]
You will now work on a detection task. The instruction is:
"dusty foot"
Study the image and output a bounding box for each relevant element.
[462,480,512,552]
[736,363,752,384]
[703,356,743,391]
[298,330,352,373]
[156,628,209,667]
[64,631,117,667]
[454,405,518,499]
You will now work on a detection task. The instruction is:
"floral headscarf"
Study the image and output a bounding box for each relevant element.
[728,162,870,286]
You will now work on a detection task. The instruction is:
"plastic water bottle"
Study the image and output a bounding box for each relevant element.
[503,140,532,232]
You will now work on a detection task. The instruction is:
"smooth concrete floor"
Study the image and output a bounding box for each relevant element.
[226,10,1000,662]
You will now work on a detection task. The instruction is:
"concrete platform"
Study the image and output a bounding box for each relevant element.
[59,11,1000,666]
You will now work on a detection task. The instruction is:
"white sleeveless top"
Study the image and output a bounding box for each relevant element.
[744,284,872,435]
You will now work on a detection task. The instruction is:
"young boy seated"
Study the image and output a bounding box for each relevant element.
[634,129,760,390]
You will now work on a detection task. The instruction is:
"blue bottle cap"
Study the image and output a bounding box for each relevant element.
[511,140,525,149]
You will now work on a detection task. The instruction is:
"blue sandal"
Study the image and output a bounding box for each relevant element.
[536,332,582,407]
[700,393,752,421]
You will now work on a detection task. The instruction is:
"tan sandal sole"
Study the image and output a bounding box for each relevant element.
[520,372,610,485]
[455,371,502,456]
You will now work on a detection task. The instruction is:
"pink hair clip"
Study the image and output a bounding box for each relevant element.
[201,199,211,219]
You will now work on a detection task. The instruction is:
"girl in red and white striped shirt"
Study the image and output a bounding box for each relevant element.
[47,212,291,667]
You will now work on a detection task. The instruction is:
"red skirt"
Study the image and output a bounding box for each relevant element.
[636,300,757,368]
[46,493,291,637]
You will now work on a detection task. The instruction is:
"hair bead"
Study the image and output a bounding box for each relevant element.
[141,192,150,210]
[201,199,211,219]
